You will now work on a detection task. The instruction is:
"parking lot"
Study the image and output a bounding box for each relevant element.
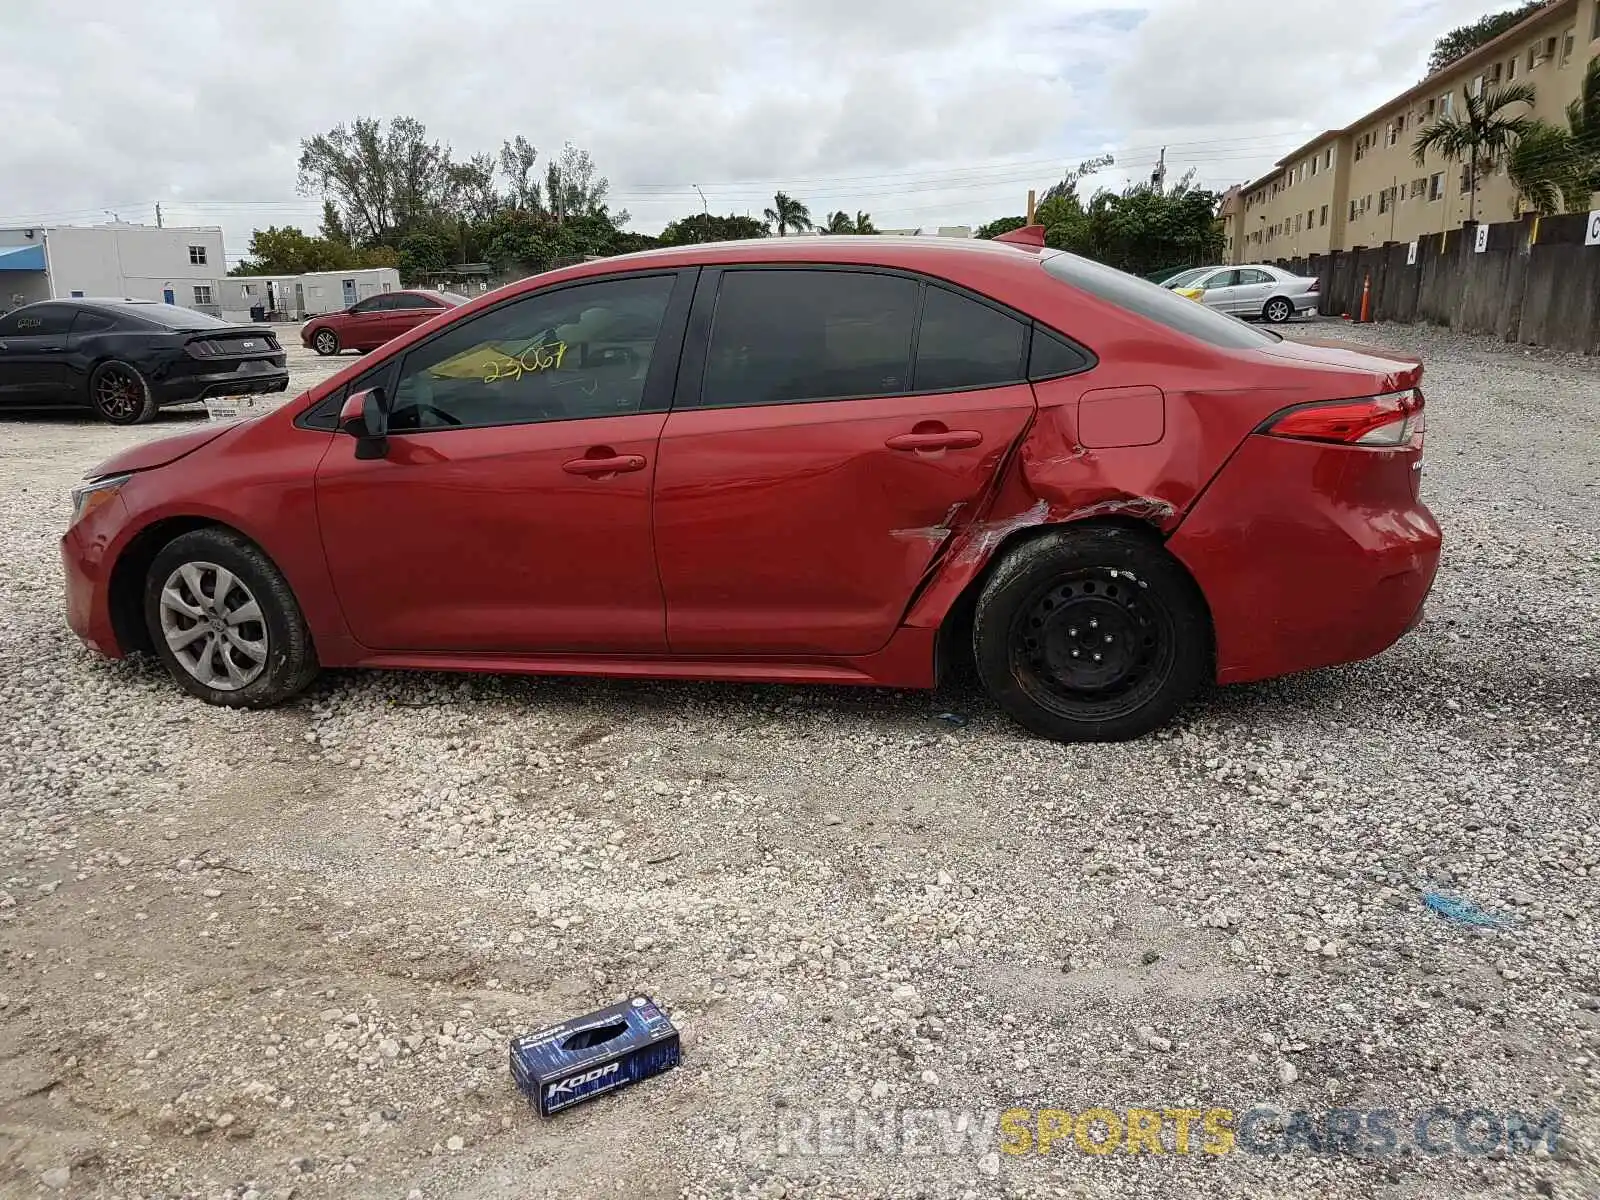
[0,323,1596,1199]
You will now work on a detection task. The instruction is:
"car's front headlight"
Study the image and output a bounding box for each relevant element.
[69,474,131,525]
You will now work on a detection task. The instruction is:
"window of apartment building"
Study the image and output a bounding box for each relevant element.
[1379,189,1389,214]
[1324,147,1333,168]
[1460,164,1474,193]
[1295,214,1303,233]
[1558,28,1575,68]
[193,285,213,305]
[1307,209,1315,228]
[1470,74,1484,97]
[1429,172,1445,200]
[1508,53,1518,79]
[188,245,207,265]
[1320,205,1328,227]
[1440,92,1453,116]
[1349,199,1358,221]
[1424,98,1435,120]
[1310,156,1318,177]
[1594,3,1600,41]
[1385,121,1397,146]
[1411,177,1427,198]
[1490,62,1502,84]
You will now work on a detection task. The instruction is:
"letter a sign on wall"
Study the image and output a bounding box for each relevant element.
[1587,210,1600,246]
[1407,241,1419,265]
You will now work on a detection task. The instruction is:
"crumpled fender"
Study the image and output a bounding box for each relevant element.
[901,374,1244,629]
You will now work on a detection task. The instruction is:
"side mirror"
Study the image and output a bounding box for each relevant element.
[340,387,389,459]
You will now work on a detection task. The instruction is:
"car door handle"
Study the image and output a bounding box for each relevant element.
[562,453,647,476]
[885,430,983,451]
[39,345,64,352]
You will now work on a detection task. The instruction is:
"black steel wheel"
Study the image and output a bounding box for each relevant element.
[1263,296,1294,324]
[972,526,1209,741]
[89,361,157,425]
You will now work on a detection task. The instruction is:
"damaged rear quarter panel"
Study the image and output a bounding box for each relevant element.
[904,359,1305,629]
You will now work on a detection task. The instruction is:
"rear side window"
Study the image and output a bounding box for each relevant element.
[913,287,1026,391]
[72,310,117,334]
[1028,327,1092,379]
[1041,252,1279,348]
[700,269,916,408]
[391,294,437,310]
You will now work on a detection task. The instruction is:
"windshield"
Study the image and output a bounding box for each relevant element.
[114,303,230,330]
[1160,268,1209,288]
[1042,252,1281,348]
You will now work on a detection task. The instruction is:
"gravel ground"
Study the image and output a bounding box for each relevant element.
[0,322,1596,1200]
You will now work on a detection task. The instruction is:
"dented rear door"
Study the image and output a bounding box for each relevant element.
[652,267,1037,656]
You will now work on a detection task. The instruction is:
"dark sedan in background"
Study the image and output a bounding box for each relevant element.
[0,298,288,425]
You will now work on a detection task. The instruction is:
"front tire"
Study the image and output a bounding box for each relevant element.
[1263,296,1294,324]
[89,361,157,425]
[972,526,1209,742]
[313,328,340,356]
[143,528,319,708]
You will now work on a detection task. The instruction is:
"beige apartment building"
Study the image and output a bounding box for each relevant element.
[1227,0,1600,263]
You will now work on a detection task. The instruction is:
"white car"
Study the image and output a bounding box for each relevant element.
[1160,265,1320,324]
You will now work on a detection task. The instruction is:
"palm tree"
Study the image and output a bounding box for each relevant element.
[1506,59,1600,215]
[853,210,877,234]
[763,192,813,237]
[1412,82,1536,222]
[823,210,854,233]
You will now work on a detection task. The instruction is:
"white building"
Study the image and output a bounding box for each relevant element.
[879,226,973,239]
[0,223,225,314]
[219,268,401,323]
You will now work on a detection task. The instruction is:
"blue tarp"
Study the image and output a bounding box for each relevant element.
[0,244,46,270]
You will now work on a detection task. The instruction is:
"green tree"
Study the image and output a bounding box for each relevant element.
[1508,58,1600,214]
[1425,0,1543,75]
[763,192,813,236]
[1051,172,1223,277]
[297,116,457,245]
[974,215,1027,239]
[319,199,349,246]
[544,142,615,225]
[498,135,542,212]
[657,213,769,245]
[824,210,854,233]
[1412,82,1537,221]
[853,210,877,234]
[398,230,450,279]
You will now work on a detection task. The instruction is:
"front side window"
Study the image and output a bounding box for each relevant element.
[700,269,916,408]
[0,305,74,336]
[351,296,389,314]
[387,273,675,431]
[1201,270,1239,290]
[913,286,1026,392]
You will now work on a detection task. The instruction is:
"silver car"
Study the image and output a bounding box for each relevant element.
[1160,264,1320,324]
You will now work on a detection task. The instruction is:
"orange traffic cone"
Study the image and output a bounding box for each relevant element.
[1358,273,1371,323]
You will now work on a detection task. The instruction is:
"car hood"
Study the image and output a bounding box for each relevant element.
[1259,336,1423,390]
[85,421,241,479]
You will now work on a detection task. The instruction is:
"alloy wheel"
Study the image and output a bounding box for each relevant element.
[1266,299,1291,323]
[96,367,143,420]
[315,330,337,354]
[157,561,268,691]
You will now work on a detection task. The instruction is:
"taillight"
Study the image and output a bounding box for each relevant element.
[1306,278,1319,292]
[1264,388,1424,447]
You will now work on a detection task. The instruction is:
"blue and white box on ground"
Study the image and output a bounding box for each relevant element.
[509,996,681,1116]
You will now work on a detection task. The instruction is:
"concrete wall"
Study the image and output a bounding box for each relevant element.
[0,228,55,311]
[1268,212,1600,355]
[40,224,225,310]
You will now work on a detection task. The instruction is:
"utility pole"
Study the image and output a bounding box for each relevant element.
[1151,147,1167,193]
[1026,189,1036,224]
[155,202,163,228]
[693,185,708,215]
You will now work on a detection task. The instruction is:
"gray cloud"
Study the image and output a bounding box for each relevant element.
[0,0,1459,253]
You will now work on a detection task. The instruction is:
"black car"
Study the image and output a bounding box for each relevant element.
[0,298,289,425]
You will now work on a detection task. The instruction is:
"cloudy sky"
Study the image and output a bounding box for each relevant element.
[1,0,1490,262]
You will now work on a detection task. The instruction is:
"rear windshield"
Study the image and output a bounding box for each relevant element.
[113,303,230,330]
[1042,252,1281,349]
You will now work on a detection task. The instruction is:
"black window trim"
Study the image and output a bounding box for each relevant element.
[672,262,1095,414]
[295,266,699,435]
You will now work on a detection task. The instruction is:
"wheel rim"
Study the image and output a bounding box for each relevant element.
[1268,300,1290,321]
[158,561,268,692]
[316,331,336,353]
[96,368,141,419]
[1009,568,1177,722]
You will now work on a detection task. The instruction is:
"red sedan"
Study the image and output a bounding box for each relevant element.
[61,235,1440,741]
[300,288,468,356]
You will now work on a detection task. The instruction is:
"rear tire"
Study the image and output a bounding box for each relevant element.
[88,361,157,425]
[313,328,340,356]
[972,526,1209,742]
[1263,296,1294,324]
[143,527,319,708]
